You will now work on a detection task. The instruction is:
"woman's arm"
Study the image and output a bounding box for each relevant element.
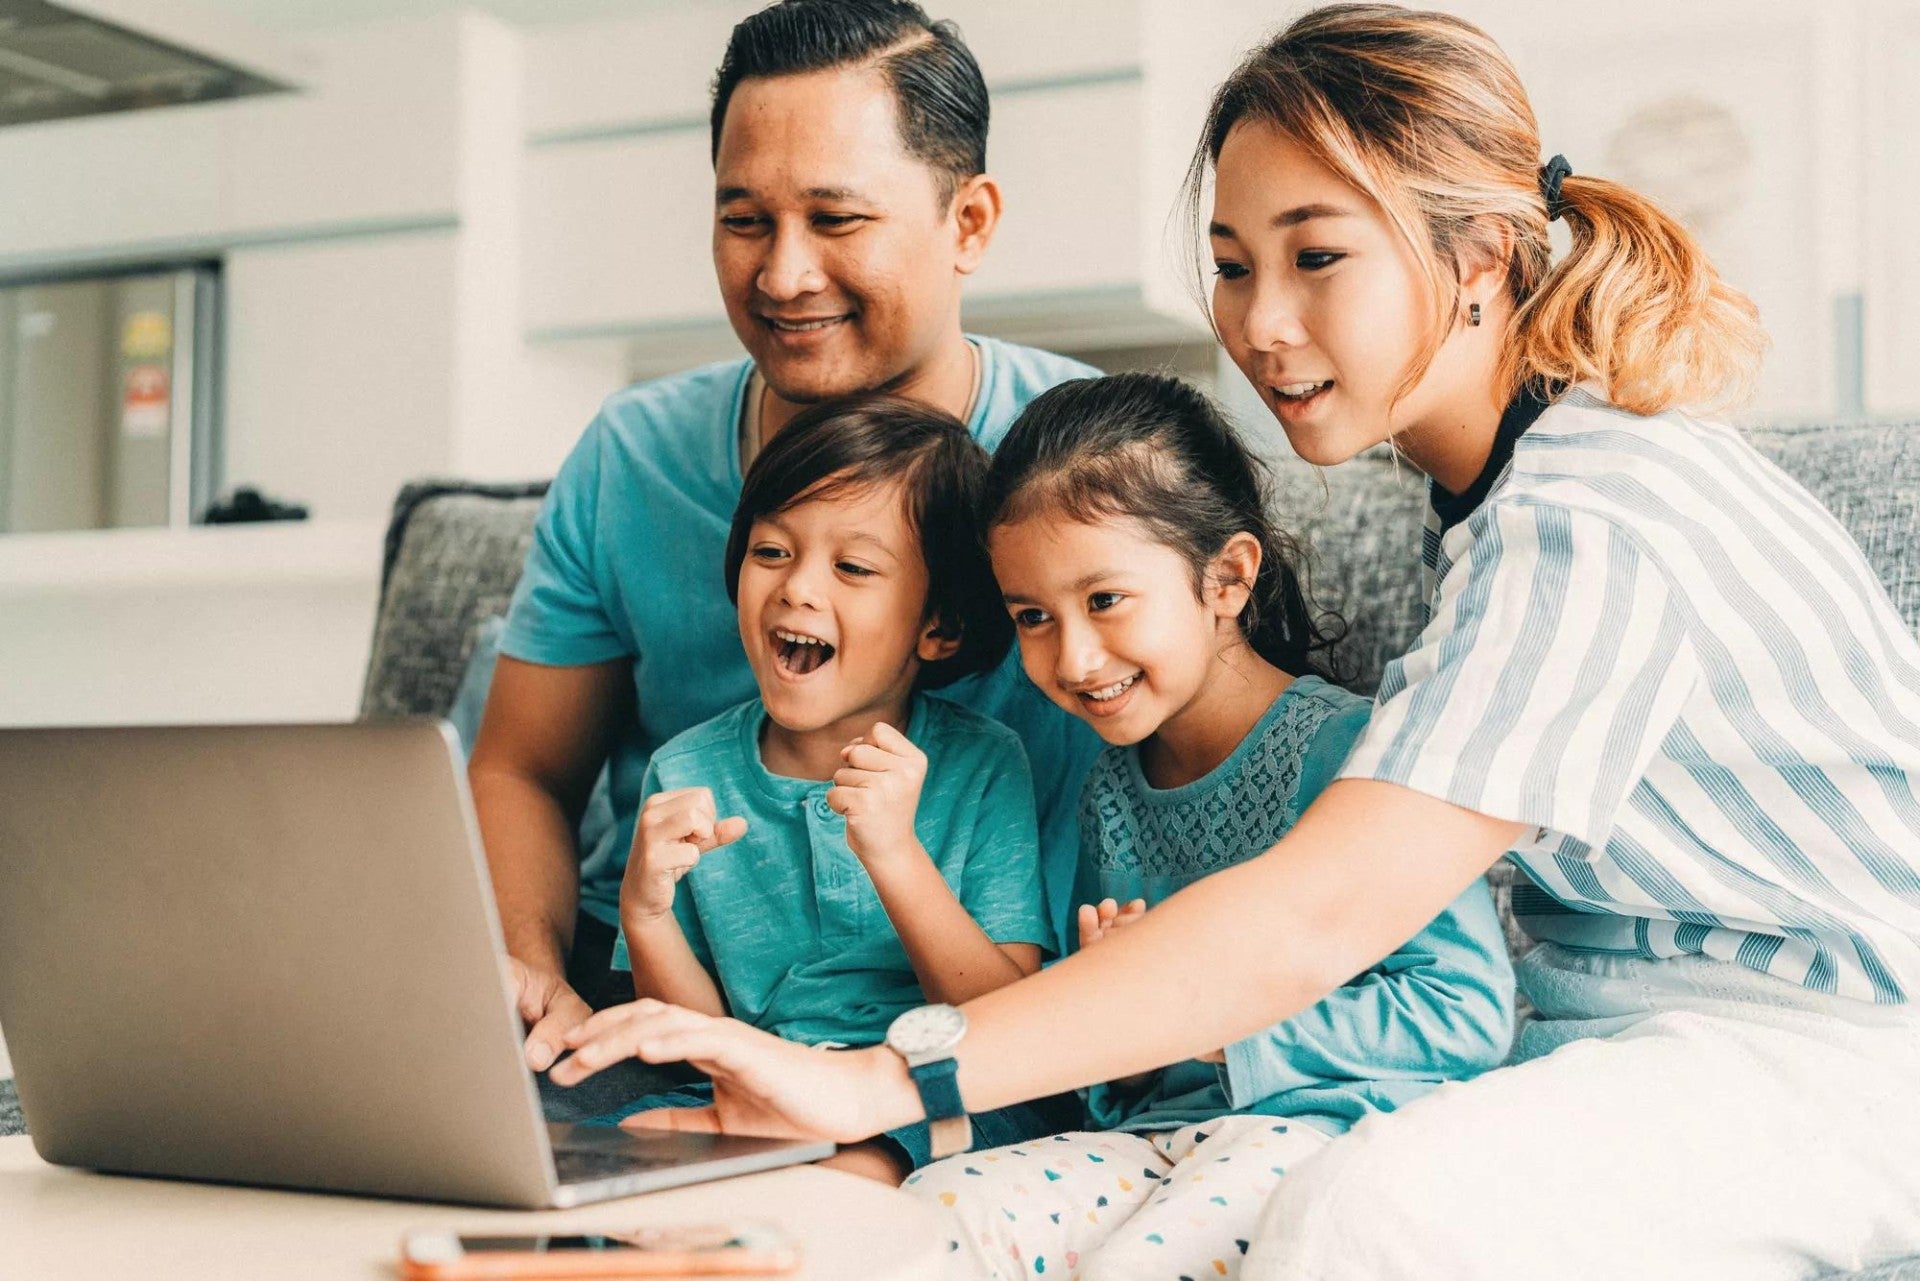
[553,779,1525,1141]
[938,780,1522,1114]
[1217,878,1516,1105]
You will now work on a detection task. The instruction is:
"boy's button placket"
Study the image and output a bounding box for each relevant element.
[802,791,863,942]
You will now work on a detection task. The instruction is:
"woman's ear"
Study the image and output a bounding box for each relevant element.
[1207,532,1264,620]
[1457,217,1517,323]
[917,614,964,664]
[950,174,1002,277]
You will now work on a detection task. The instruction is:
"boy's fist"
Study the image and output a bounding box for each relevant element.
[622,786,747,924]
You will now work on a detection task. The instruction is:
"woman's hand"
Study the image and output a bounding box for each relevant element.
[622,787,748,924]
[550,999,907,1145]
[828,723,927,868]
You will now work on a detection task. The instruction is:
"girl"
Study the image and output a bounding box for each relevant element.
[563,395,1068,1182]
[554,7,1920,1277]
[902,371,1515,1280]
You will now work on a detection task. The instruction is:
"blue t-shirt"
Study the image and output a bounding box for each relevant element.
[1079,676,1516,1137]
[500,338,1105,944]
[610,695,1048,1046]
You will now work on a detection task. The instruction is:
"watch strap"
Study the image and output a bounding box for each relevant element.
[907,1056,971,1159]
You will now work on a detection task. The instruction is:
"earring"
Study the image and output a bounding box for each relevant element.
[1468,302,1482,327]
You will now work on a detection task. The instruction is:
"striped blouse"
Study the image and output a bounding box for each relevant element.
[1339,387,1920,1004]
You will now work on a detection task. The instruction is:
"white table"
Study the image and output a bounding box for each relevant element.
[0,1136,951,1280]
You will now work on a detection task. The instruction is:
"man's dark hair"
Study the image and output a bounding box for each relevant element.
[724,394,1011,689]
[710,0,989,202]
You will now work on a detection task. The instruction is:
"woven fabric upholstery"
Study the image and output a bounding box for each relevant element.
[1270,421,1920,698]
[358,480,548,721]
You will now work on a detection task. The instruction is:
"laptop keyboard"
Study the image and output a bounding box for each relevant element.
[552,1143,682,1185]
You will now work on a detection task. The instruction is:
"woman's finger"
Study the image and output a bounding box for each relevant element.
[563,997,665,1048]
[552,1006,717,1085]
[620,1106,724,1135]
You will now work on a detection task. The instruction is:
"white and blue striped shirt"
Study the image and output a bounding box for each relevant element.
[1339,388,1920,1004]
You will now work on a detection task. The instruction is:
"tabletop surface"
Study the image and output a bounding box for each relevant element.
[0,1135,951,1281]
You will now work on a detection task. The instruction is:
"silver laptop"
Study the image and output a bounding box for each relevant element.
[0,721,833,1208]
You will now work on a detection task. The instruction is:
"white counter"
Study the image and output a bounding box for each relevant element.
[0,521,385,728]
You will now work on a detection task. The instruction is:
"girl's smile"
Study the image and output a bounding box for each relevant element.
[990,509,1288,787]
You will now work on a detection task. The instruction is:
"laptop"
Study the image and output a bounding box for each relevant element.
[0,721,834,1208]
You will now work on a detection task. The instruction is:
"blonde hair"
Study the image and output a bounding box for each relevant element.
[1184,3,1768,417]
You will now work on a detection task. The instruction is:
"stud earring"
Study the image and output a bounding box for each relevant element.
[1468,302,1482,327]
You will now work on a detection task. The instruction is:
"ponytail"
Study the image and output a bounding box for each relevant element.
[1509,173,1767,416]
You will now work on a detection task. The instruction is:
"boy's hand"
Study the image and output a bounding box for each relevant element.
[1076,897,1148,951]
[827,721,927,866]
[623,787,747,924]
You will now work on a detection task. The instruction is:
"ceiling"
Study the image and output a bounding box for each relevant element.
[187,0,685,33]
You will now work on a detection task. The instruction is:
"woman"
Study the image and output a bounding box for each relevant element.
[551,6,1920,1277]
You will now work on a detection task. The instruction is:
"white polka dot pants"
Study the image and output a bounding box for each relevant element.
[901,1116,1333,1281]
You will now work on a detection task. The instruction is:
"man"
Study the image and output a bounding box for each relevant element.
[470,0,1103,1081]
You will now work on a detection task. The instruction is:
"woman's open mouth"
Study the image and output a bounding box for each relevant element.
[1271,379,1333,409]
[773,627,836,677]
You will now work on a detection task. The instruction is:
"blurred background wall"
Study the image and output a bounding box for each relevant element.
[1,0,1915,728]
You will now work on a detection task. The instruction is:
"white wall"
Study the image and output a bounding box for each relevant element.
[0,11,619,728]
[3,0,1916,731]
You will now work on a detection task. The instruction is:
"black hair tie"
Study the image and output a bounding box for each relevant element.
[1539,154,1573,222]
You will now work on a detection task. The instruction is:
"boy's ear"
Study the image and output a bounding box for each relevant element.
[1207,532,1264,620]
[917,615,964,664]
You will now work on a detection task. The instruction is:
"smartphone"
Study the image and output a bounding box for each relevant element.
[399,1223,801,1279]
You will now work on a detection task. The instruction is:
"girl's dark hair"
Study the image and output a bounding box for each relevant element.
[983,373,1347,682]
[725,394,1010,690]
[711,0,989,202]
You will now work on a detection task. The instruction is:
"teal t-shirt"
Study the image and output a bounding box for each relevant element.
[610,695,1047,1046]
[500,337,1105,947]
[1079,676,1517,1137]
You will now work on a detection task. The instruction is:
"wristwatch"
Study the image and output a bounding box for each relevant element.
[884,1003,971,1159]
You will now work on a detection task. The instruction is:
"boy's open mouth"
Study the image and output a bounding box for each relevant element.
[773,627,836,676]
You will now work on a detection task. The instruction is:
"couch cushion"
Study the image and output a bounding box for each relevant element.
[1271,420,1920,696]
[359,481,548,720]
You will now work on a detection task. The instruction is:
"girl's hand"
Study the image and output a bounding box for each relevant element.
[623,787,748,923]
[1076,897,1148,951]
[551,999,899,1145]
[827,722,927,867]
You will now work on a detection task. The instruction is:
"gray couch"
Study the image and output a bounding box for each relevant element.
[348,419,1920,1280]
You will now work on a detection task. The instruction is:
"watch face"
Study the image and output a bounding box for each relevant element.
[889,1003,967,1057]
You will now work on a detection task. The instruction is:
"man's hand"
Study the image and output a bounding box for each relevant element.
[551,999,903,1146]
[827,722,927,866]
[502,954,593,1072]
[622,787,748,924]
[1077,897,1147,951]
